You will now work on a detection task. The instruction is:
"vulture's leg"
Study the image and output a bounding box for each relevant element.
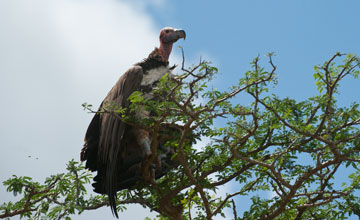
[129,127,157,183]
[133,104,152,157]
[133,128,152,157]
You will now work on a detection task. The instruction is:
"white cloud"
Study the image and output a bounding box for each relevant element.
[124,0,167,9]
[0,0,183,219]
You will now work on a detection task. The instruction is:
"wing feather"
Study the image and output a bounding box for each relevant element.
[99,66,142,162]
[102,66,143,218]
[82,65,143,218]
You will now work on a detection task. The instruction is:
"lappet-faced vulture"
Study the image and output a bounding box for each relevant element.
[80,27,186,218]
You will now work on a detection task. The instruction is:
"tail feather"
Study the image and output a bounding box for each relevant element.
[108,192,118,218]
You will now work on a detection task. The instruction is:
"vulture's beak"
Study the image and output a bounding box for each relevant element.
[174,29,186,40]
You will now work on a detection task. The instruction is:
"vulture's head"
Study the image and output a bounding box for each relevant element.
[159,27,186,61]
[160,27,186,43]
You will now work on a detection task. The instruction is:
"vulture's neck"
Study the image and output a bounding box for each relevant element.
[159,43,173,62]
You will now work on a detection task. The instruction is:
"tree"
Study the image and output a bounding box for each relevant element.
[1,52,360,220]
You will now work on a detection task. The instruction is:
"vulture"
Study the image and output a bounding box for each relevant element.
[80,27,186,218]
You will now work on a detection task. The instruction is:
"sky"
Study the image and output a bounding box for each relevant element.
[1,0,360,219]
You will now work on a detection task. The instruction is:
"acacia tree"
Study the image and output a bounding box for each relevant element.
[1,52,360,220]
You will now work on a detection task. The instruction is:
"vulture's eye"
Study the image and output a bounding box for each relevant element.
[165,30,170,33]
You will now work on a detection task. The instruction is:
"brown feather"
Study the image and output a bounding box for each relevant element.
[81,65,143,217]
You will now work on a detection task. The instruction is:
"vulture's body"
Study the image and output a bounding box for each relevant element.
[80,28,185,218]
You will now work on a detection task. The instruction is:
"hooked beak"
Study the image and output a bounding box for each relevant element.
[174,29,186,40]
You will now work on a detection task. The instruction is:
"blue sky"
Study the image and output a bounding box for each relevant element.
[1,0,359,219]
[154,0,360,102]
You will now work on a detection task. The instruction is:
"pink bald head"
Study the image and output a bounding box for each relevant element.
[159,27,186,61]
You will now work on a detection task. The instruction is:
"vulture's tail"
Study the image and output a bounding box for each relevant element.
[106,147,120,218]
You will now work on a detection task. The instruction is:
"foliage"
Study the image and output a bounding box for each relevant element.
[1,52,360,220]
[0,160,109,220]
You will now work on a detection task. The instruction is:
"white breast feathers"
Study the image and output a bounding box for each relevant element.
[141,66,172,86]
